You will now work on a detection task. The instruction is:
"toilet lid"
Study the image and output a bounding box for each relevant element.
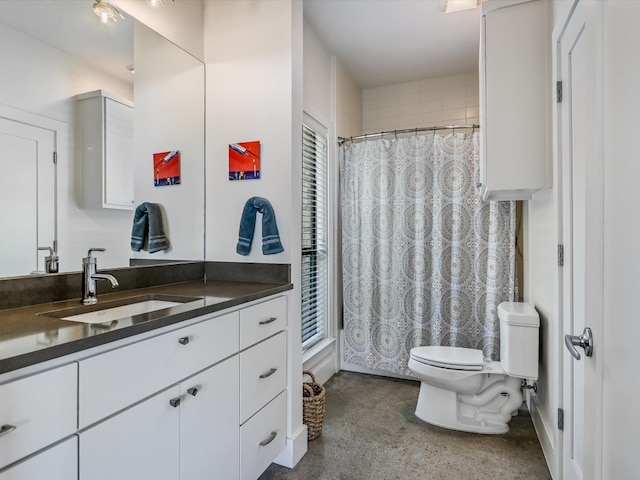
[410,346,485,371]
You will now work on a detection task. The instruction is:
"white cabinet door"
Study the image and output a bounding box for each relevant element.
[76,90,134,210]
[79,386,180,480]
[480,0,549,200]
[103,97,134,208]
[0,437,77,480]
[180,356,240,480]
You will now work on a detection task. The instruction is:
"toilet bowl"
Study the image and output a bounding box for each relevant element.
[408,302,540,434]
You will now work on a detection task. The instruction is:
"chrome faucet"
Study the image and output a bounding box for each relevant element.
[82,248,119,305]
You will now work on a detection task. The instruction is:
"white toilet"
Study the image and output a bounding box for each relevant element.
[407,302,539,434]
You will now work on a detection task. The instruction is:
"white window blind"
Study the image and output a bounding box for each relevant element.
[301,123,328,351]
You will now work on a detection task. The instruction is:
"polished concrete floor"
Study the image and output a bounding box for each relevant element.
[260,371,551,480]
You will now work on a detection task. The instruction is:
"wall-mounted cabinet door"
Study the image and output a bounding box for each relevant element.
[76,90,134,210]
[479,0,550,201]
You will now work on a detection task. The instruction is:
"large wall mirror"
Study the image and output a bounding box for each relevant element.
[0,0,205,277]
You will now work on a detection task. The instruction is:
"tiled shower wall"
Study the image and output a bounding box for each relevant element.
[362,71,479,133]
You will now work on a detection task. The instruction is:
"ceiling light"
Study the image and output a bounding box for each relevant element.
[148,0,175,6]
[93,0,125,23]
[440,0,482,14]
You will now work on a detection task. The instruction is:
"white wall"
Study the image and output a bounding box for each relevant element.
[602,4,640,477]
[114,0,204,62]
[0,23,133,273]
[335,58,363,138]
[362,71,479,133]
[132,22,205,262]
[204,0,306,468]
[301,20,342,385]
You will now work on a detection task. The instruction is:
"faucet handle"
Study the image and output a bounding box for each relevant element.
[87,248,106,258]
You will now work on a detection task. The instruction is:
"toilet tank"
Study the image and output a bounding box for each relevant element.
[498,302,540,379]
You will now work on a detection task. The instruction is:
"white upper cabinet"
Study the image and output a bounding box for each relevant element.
[76,90,134,210]
[479,0,550,201]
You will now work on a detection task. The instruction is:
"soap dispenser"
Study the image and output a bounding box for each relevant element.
[38,244,60,274]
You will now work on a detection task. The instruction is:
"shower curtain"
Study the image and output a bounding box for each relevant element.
[341,132,516,376]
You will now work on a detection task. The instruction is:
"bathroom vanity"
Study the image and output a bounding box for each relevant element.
[0,266,292,480]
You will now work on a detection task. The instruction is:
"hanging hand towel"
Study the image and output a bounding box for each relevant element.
[131,202,169,253]
[236,197,284,255]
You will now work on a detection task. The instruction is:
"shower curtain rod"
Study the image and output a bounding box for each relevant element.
[338,124,480,146]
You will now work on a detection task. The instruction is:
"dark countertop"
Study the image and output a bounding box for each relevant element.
[0,279,292,375]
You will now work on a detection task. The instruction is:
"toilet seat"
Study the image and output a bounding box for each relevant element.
[410,346,485,371]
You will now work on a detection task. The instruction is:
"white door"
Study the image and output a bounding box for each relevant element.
[559,1,603,479]
[0,117,55,276]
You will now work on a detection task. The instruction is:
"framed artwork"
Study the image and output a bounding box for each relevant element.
[154,150,181,186]
[229,141,260,180]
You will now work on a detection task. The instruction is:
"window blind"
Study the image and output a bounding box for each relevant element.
[301,124,328,350]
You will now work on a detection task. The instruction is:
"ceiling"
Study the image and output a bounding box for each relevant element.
[0,1,134,85]
[303,0,482,89]
[0,0,480,92]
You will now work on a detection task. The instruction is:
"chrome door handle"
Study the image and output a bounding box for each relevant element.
[565,327,593,360]
[169,397,181,408]
[259,431,277,447]
[0,425,16,438]
[259,317,277,325]
[259,368,277,379]
[178,336,190,345]
[187,387,199,397]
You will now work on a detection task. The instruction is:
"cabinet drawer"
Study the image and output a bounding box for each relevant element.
[240,332,286,424]
[0,436,77,480]
[240,296,286,349]
[240,390,286,480]
[79,311,239,428]
[0,363,77,469]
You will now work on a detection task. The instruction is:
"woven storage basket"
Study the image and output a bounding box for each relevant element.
[302,370,326,441]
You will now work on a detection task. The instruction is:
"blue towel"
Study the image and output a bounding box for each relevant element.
[236,197,284,255]
[131,202,169,253]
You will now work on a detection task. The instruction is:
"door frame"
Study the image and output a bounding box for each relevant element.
[0,103,67,273]
[556,1,605,478]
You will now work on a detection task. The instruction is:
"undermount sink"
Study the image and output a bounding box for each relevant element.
[61,300,183,324]
[41,294,202,325]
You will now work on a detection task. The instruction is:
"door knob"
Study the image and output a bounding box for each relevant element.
[564,327,593,360]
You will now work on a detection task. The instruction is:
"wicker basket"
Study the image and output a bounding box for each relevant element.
[302,370,326,441]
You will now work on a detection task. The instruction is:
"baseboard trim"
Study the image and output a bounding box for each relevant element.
[274,423,308,468]
[304,341,339,385]
[529,394,558,479]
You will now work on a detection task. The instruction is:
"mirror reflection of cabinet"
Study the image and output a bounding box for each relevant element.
[76,90,134,210]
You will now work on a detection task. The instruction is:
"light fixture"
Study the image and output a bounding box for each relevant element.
[93,0,125,23]
[440,0,482,14]
[147,0,175,7]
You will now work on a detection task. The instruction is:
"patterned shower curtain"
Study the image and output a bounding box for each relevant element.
[341,132,516,376]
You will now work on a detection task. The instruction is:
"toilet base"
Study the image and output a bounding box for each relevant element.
[414,376,523,434]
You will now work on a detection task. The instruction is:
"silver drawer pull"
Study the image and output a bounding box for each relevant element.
[178,336,190,345]
[169,397,181,408]
[259,317,277,325]
[0,425,16,438]
[187,387,199,397]
[259,368,277,379]
[259,431,277,447]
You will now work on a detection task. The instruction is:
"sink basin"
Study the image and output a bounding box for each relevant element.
[61,300,183,324]
[41,294,202,325]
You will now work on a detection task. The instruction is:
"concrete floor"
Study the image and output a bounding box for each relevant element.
[260,371,551,480]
